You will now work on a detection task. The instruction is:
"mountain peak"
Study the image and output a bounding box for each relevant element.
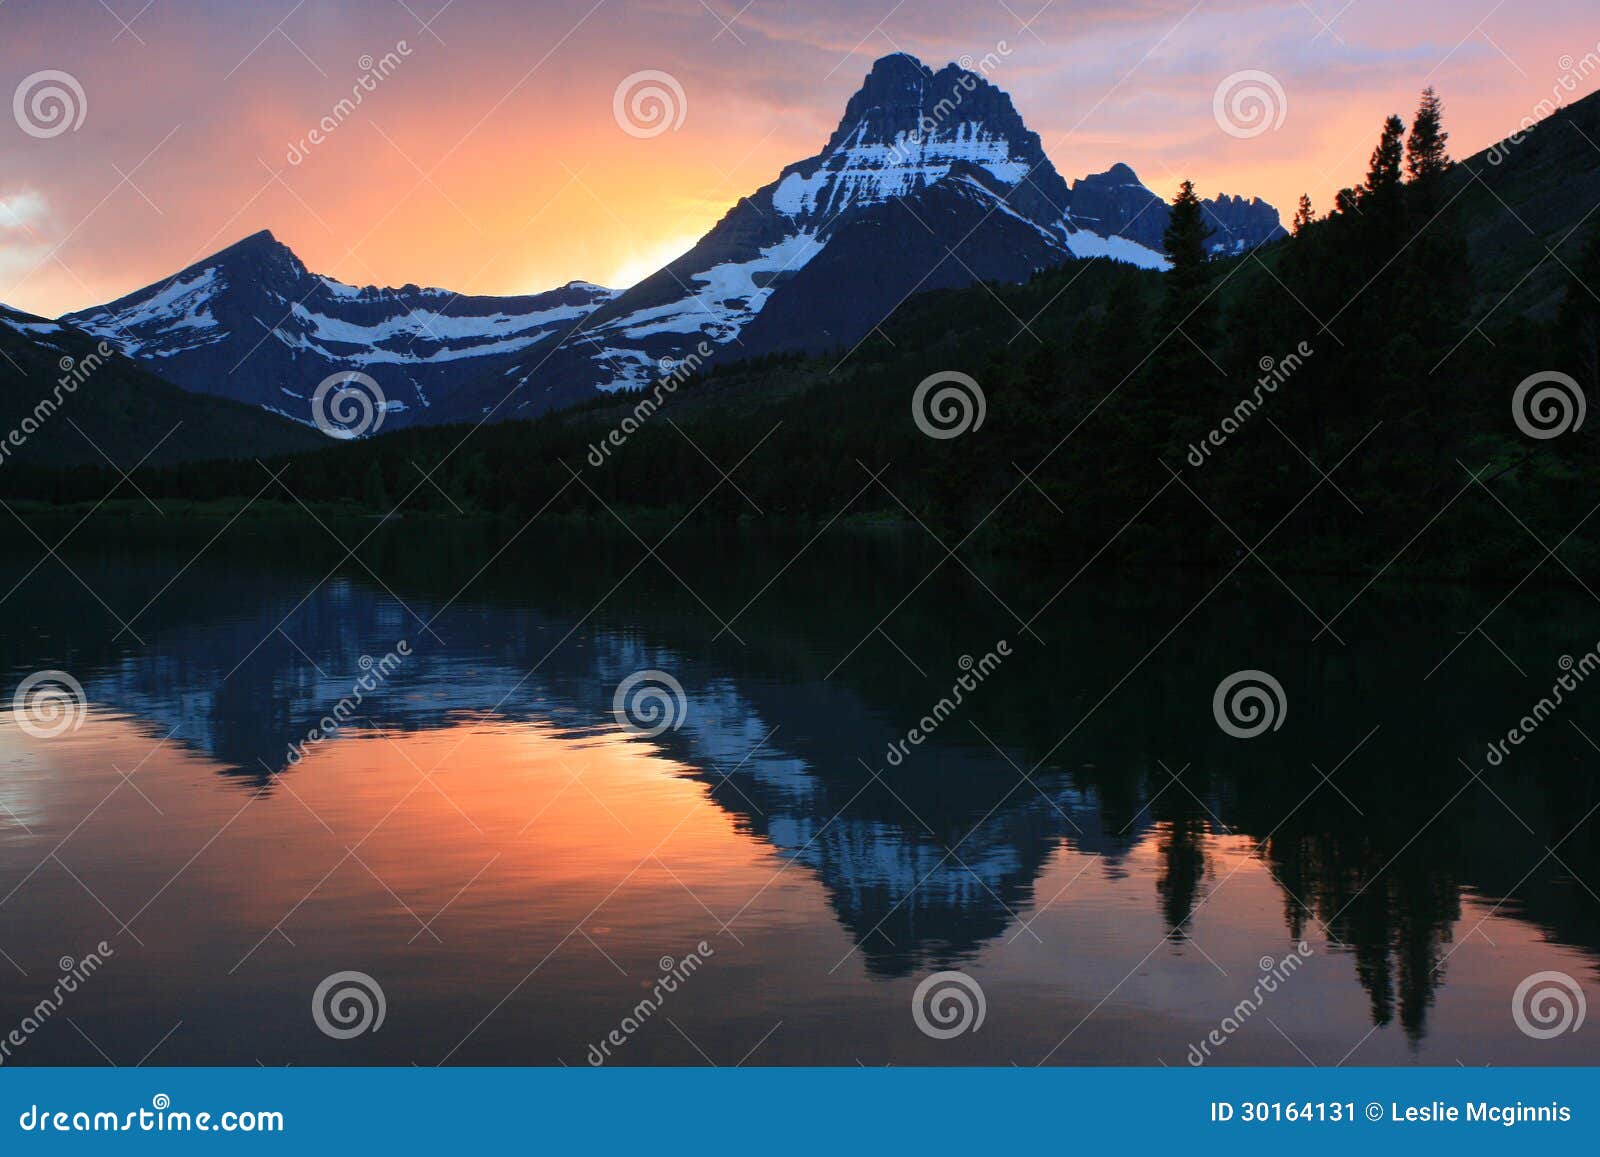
[192,229,305,282]
[863,52,933,84]
[217,228,284,256]
[820,53,1044,180]
[1076,162,1144,189]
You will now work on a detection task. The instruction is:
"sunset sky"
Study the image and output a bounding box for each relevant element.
[1,0,1596,318]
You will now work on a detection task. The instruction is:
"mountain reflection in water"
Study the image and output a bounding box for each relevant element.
[0,522,1596,1065]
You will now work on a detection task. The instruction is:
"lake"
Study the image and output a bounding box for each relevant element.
[1,519,1596,1066]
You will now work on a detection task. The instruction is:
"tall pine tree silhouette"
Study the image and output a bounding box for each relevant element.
[1293,194,1315,235]
[1405,89,1450,183]
[1164,180,1213,286]
[1360,114,1408,242]
[1145,180,1218,461]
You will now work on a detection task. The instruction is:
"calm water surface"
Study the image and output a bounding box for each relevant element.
[0,522,1597,1065]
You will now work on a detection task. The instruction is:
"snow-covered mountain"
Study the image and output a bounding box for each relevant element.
[64,230,617,429]
[1,299,323,464]
[65,53,1285,429]
[438,53,1235,419]
[432,53,1283,419]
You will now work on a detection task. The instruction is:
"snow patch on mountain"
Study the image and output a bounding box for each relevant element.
[1062,227,1171,270]
[1,315,62,336]
[76,266,229,355]
[584,345,661,393]
[773,121,1029,220]
[610,230,824,342]
[289,290,602,344]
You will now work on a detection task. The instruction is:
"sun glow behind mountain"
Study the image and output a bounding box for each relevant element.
[606,233,701,290]
[1,0,1595,318]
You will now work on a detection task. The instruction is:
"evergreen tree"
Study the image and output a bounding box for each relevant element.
[1144,181,1220,461]
[1163,180,1213,295]
[1361,115,1407,206]
[1293,193,1315,235]
[1357,114,1410,257]
[1405,88,1450,185]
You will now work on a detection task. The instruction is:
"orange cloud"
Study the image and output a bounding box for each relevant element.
[1,0,1594,317]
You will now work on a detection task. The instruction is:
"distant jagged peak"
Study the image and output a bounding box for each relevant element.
[1073,162,1148,190]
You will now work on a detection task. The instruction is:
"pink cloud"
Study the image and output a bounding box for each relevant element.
[0,0,1593,317]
